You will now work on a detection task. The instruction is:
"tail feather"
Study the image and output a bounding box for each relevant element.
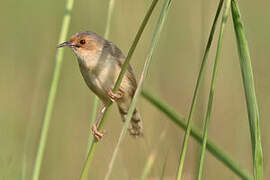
[118,105,143,137]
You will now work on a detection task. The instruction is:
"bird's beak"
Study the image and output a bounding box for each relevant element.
[57,41,78,48]
[57,41,71,48]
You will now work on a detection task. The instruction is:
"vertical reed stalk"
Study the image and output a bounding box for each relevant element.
[231,0,263,179]
[175,0,224,179]
[86,0,115,153]
[79,0,160,179]
[159,152,169,180]
[31,0,74,180]
[197,0,231,179]
[104,1,172,179]
[140,132,166,180]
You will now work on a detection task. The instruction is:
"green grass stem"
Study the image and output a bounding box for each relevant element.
[159,151,169,180]
[140,132,166,180]
[197,0,231,179]
[104,1,172,179]
[79,0,160,179]
[231,1,263,179]
[140,152,156,180]
[175,1,224,179]
[86,0,115,154]
[86,96,98,153]
[31,0,74,179]
[141,89,252,180]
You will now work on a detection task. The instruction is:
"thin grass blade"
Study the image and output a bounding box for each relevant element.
[231,0,263,179]
[197,0,232,179]
[175,0,224,179]
[79,0,160,179]
[141,151,157,180]
[31,0,74,179]
[104,0,172,179]
[141,89,252,180]
[86,0,115,154]
[22,154,26,180]
[140,132,166,180]
[159,151,169,180]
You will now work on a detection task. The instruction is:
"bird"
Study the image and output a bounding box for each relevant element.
[57,31,142,140]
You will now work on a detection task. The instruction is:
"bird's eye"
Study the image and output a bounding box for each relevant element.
[79,39,86,45]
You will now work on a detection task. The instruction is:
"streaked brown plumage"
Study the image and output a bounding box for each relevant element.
[58,31,142,139]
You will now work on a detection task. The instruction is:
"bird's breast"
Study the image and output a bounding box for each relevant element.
[76,51,120,102]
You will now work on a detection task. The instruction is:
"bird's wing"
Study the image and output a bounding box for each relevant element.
[105,41,138,93]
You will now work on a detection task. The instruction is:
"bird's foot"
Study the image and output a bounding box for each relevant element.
[92,124,106,140]
[108,88,122,102]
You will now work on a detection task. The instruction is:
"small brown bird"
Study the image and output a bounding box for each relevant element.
[58,31,142,139]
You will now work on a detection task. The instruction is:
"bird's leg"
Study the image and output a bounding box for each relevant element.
[92,104,107,140]
[108,88,122,102]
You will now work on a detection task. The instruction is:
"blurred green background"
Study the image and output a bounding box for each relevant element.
[0,0,269,179]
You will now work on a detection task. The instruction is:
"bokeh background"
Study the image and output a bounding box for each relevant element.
[0,0,269,179]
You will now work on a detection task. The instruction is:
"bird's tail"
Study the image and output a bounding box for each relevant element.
[117,104,143,137]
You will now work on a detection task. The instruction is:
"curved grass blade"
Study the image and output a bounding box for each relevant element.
[231,1,263,179]
[31,0,75,179]
[104,0,172,179]
[140,149,158,180]
[141,89,252,180]
[141,132,166,180]
[159,151,169,180]
[79,0,160,179]
[175,0,224,179]
[197,0,232,179]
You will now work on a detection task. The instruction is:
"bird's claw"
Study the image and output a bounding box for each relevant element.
[108,88,122,102]
[92,124,106,140]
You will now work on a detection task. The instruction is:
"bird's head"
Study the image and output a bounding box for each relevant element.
[57,31,104,57]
